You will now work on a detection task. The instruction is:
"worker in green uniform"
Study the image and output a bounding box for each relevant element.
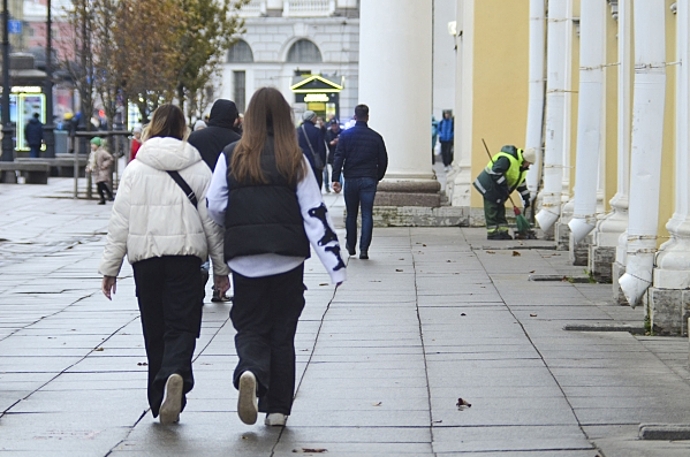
[473,145,535,240]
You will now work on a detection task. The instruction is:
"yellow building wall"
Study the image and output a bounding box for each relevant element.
[469,0,530,208]
[604,6,619,213]
[659,0,677,244]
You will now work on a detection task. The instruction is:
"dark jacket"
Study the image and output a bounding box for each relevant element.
[188,99,241,170]
[325,126,342,165]
[297,121,326,170]
[473,145,529,205]
[25,118,44,146]
[332,121,388,182]
[222,140,310,261]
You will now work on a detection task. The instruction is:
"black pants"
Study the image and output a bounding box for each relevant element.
[313,167,324,191]
[231,264,305,416]
[440,141,454,167]
[133,256,203,417]
[97,182,114,202]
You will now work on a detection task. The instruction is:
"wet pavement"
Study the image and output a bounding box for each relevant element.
[1,177,690,456]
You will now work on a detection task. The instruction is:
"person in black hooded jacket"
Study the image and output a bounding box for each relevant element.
[188,99,241,304]
[188,99,242,170]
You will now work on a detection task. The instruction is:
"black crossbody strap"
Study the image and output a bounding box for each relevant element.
[167,170,199,209]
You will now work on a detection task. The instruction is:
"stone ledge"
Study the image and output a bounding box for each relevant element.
[372,206,469,227]
[639,424,690,440]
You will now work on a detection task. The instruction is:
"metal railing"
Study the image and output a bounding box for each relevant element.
[284,0,335,16]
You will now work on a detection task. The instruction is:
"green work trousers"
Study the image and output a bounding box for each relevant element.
[484,199,509,235]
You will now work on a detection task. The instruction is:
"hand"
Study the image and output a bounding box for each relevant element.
[332,182,342,193]
[214,275,230,296]
[102,276,117,300]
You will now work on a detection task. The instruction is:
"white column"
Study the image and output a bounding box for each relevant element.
[618,0,666,307]
[653,0,690,290]
[447,0,472,207]
[568,0,606,243]
[535,0,569,231]
[524,0,546,197]
[359,0,434,181]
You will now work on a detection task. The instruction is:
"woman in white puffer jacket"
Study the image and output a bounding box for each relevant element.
[99,104,230,425]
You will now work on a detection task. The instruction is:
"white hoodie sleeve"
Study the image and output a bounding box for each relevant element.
[206,153,228,227]
[296,158,347,285]
[99,165,132,277]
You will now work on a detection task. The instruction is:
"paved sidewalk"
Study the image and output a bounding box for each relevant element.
[1,178,690,456]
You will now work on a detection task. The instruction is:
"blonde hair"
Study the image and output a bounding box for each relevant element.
[230,87,305,185]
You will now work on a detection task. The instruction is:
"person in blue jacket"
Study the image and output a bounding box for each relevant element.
[438,109,454,170]
[25,113,44,158]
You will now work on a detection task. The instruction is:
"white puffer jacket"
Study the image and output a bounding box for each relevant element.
[99,137,230,277]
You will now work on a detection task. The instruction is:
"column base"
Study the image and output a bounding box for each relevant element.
[555,221,571,251]
[374,180,441,207]
[589,245,615,283]
[569,234,590,267]
[645,288,690,336]
[372,206,469,227]
[612,261,628,305]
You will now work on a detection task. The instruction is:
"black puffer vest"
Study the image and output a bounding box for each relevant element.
[223,139,310,261]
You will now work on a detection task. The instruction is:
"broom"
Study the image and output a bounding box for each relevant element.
[481,139,532,236]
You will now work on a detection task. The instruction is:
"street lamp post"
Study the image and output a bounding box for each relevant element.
[1,0,13,161]
[43,0,55,158]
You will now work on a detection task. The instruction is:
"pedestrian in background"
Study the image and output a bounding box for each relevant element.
[25,113,44,158]
[188,99,241,303]
[331,104,388,260]
[206,87,346,427]
[99,104,230,425]
[438,109,454,171]
[87,137,115,205]
[130,126,143,161]
[431,115,439,164]
[325,118,342,190]
[297,110,327,191]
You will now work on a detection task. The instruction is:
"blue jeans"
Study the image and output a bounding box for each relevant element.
[29,144,41,158]
[344,176,377,253]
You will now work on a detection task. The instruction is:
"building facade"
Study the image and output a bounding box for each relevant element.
[221,0,360,122]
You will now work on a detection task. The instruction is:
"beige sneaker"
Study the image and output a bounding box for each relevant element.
[159,373,183,425]
[264,413,288,427]
[238,371,258,425]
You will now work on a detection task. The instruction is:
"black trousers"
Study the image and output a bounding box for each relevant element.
[97,182,114,202]
[440,141,454,167]
[133,255,203,417]
[230,264,305,416]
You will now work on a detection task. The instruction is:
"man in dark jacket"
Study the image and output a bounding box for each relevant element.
[187,99,241,304]
[324,118,342,192]
[331,104,388,260]
[473,145,535,240]
[25,113,44,158]
[297,110,327,191]
[188,99,241,170]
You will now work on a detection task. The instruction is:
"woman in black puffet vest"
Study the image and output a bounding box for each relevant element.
[206,87,346,427]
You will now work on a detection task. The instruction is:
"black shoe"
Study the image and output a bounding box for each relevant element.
[97,200,106,205]
[211,288,232,303]
[359,251,369,260]
[346,244,356,256]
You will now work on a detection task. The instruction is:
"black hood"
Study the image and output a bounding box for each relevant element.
[206,99,239,129]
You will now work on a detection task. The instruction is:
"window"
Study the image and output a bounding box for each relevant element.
[227,40,254,63]
[233,71,246,114]
[286,39,322,63]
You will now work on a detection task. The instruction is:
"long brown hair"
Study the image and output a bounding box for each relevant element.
[143,104,187,141]
[230,87,305,185]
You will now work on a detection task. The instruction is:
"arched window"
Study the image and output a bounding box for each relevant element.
[286,39,322,63]
[227,40,254,63]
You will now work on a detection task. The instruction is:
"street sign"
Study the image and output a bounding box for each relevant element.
[8,20,21,35]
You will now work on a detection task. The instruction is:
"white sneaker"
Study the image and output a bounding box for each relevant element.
[159,373,183,425]
[237,371,258,425]
[264,413,288,427]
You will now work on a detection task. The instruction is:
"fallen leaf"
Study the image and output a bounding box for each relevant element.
[432,419,443,423]
[460,313,466,316]
[423,244,427,247]
[319,283,328,286]
[486,250,496,254]
[530,313,538,317]
[395,269,403,272]
[446,260,452,263]
[456,397,472,409]
[137,362,148,366]
[372,401,382,406]
[399,258,404,260]
[512,251,521,257]
[529,270,535,273]
[293,449,328,454]
[94,347,104,352]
